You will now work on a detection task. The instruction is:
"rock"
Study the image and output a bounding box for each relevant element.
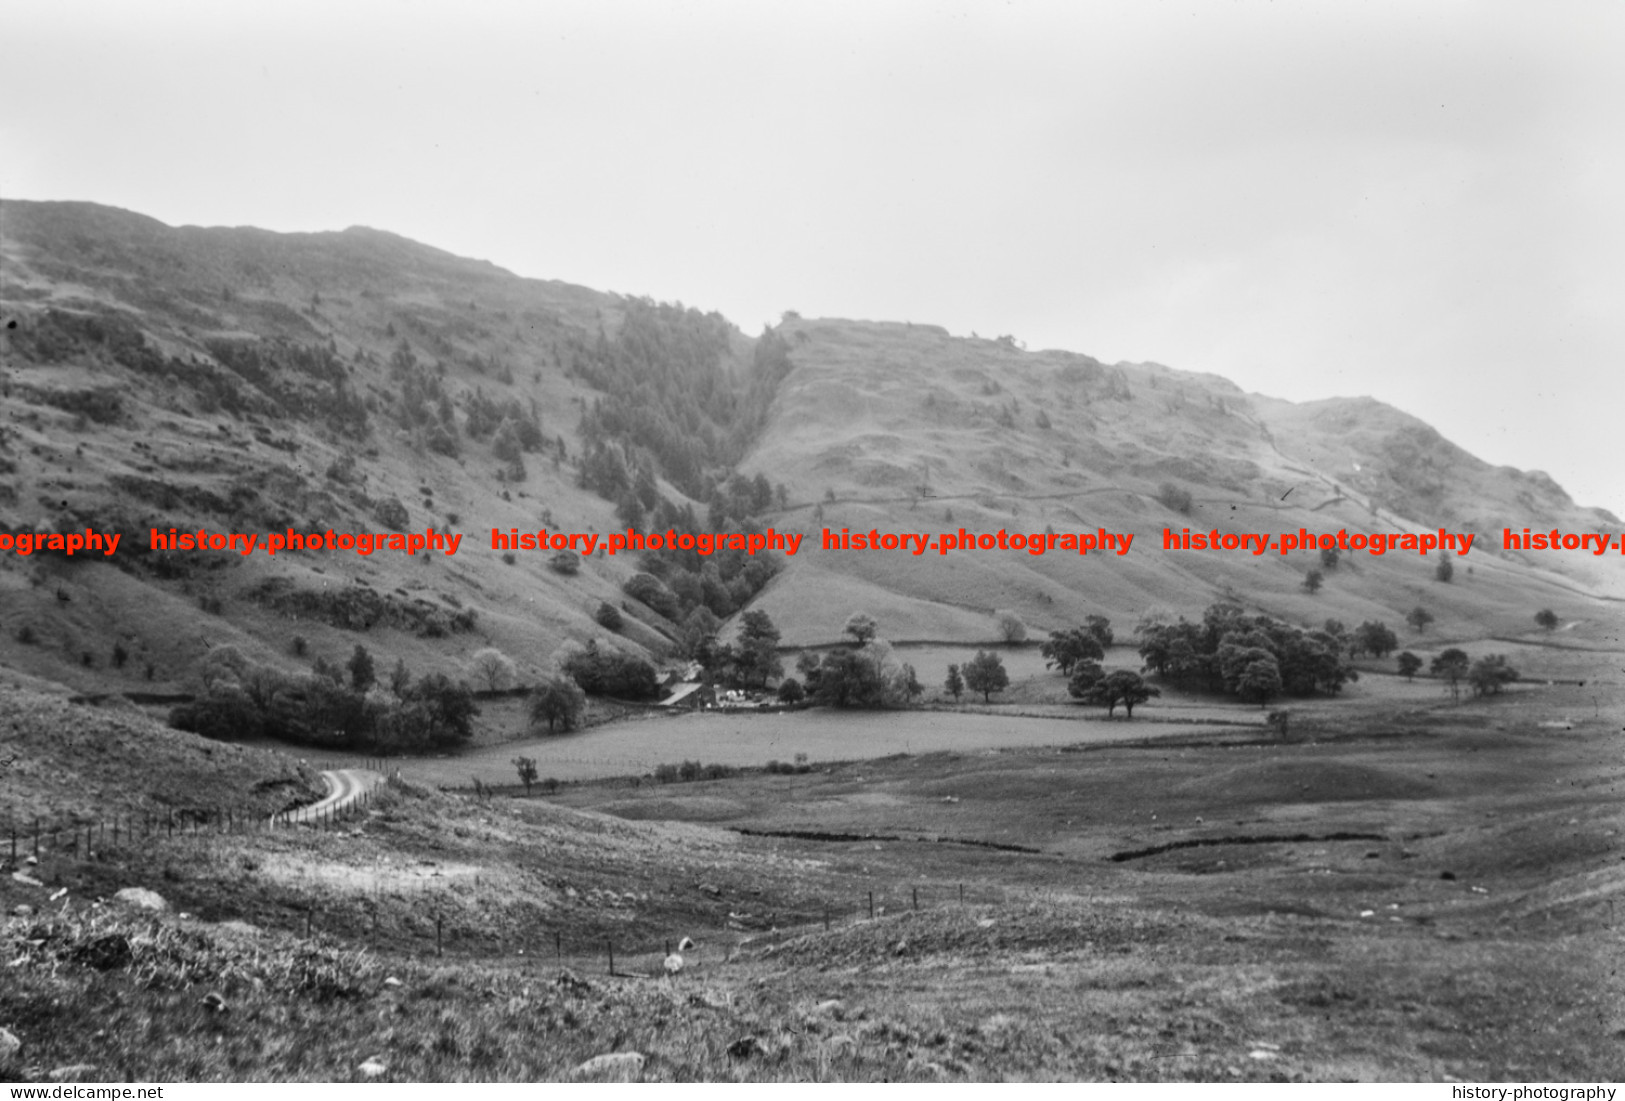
[574,1052,645,1080]
[976,918,996,929]
[200,991,229,1014]
[357,1058,388,1078]
[1249,1049,1278,1061]
[813,999,845,1019]
[663,953,684,975]
[677,936,695,951]
[24,855,37,866]
[0,1027,20,1064]
[698,882,722,897]
[1440,871,1456,880]
[727,1035,761,1059]
[383,976,403,988]
[47,1064,97,1081]
[10,871,43,888]
[10,905,31,918]
[113,887,168,912]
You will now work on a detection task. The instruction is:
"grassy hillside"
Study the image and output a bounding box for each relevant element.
[1,199,1616,722]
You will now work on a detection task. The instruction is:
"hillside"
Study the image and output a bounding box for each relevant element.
[1,199,1617,713]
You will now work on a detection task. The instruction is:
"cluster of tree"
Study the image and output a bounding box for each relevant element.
[559,639,660,700]
[692,609,783,690]
[1039,616,1113,674]
[1066,664,1159,718]
[627,536,781,630]
[1136,601,1356,706]
[570,298,767,499]
[203,336,370,435]
[168,644,477,752]
[793,614,922,708]
[1346,620,1398,658]
[1429,649,1518,701]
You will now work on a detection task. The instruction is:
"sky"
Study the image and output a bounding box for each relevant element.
[4,0,1622,516]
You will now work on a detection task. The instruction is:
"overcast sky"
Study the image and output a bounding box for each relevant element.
[4,1,1622,516]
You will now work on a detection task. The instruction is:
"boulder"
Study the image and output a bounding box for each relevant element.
[113,887,168,912]
[574,1052,644,1080]
[0,1027,20,1064]
[357,1058,388,1078]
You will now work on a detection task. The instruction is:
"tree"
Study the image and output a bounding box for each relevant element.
[1084,615,1114,649]
[1535,609,1559,631]
[1302,568,1324,595]
[1435,553,1454,583]
[996,611,1026,645]
[469,647,517,692]
[513,755,538,795]
[944,663,964,701]
[1074,669,1159,718]
[1396,651,1423,680]
[388,657,412,697]
[734,609,784,689]
[897,663,924,702]
[1468,654,1518,696]
[347,644,376,693]
[1319,546,1340,571]
[962,650,1009,702]
[1235,657,1283,708]
[530,676,586,733]
[1065,659,1105,700]
[844,613,878,646]
[1406,606,1434,634]
[777,677,805,704]
[1352,620,1398,659]
[808,648,888,708]
[549,551,580,575]
[1041,629,1104,676]
[1431,648,1471,702]
[595,602,624,631]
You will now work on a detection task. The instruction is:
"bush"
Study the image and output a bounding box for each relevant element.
[548,551,580,575]
[595,602,624,630]
[529,676,585,733]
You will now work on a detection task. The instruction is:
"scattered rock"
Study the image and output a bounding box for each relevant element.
[47,1065,97,1081]
[0,1027,20,1064]
[357,1058,388,1078]
[113,887,167,912]
[663,953,684,975]
[727,1035,761,1059]
[677,937,695,951]
[574,1052,645,1080]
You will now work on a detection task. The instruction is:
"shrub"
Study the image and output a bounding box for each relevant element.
[548,551,580,576]
[561,640,659,699]
[16,624,36,645]
[1156,482,1194,515]
[594,602,624,630]
[111,641,129,669]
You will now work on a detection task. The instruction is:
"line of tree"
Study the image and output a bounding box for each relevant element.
[169,644,477,752]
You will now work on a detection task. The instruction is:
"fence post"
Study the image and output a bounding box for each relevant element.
[556,930,562,965]
[34,818,40,858]
[436,914,444,958]
[912,886,918,911]
[306,907,314,938]
[823,906,830,931]
[606,939,613,975]
[959,883,965,905]
[867,891,874,920]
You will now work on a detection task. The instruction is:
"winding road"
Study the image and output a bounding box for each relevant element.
[276,768,383,825]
